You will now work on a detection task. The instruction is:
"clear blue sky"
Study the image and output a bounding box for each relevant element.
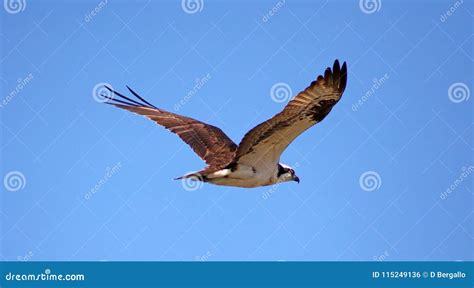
[1,0,472,261]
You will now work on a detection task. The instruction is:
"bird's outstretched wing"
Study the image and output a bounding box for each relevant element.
[103,87,237,171]
[233,60,347,170]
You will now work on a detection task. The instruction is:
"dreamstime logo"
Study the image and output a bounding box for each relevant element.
[448,82,470,103]
[3,171,26,192]
[359,171,381,192]
[359,0,381,14]
[181,173,204,191]
[181,0,203,14]
[270,82,292,103]
[4,0,26,14]
[92,82,113,103]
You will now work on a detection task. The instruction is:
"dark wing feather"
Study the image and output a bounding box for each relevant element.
[103,87,237,171]
[233,60,347,169]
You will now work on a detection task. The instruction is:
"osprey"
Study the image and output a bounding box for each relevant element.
[103,60,347,188]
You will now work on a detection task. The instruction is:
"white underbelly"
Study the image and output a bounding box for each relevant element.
[208,177,273,188]
[206,164,277,188]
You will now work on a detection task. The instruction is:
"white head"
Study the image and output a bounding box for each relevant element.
[277,163,299,184]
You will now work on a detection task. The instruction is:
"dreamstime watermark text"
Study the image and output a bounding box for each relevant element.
[4,269,85,282]
[352,73,389,112]
[1,73,34,109]
[262,0,286,23]
[440,0,464,22]
[174,73,211,111]
[84,0,108,23]
[85,162,122,200]
[440,165,473,200]
[262,162,300,200]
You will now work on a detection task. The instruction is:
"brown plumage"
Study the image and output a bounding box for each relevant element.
[102,60,347,184]
[103,86,237,174]
[233,60,347,170]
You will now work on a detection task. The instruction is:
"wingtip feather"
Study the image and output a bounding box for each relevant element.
[340,61,348,92]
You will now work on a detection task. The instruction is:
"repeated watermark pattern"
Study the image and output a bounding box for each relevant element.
[352,73,389,112]
[3,171,26,192]
[0,0,472,263]
[359,0,381,14]
[17,251,33,262]
[174,73,211,111]
[84,0,108,23]
[92,82,113,103]
[181,0,203,14]
[181,173,204,191]
[439,0,464,23]
[448,82,470,103]
[0,73,34,109]
[359,171,382,192]
[262,0,286,23]
[270,82,293,103]
[84,162,122,200]
[195,251,212,261]
[262,162,300,200]
[440,165,473,200]
[262,182,280,200]
[373,250,390,261]
[4,0,26,14]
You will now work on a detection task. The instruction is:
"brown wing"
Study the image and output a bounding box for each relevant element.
[233,60,347,170]
[103,86,237,171]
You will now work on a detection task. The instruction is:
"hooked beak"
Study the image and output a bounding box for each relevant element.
[293,176,300,183]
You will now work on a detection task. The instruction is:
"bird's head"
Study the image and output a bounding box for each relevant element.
[277,163,299,184]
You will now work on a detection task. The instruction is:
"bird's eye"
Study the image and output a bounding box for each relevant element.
[289,169,294,174]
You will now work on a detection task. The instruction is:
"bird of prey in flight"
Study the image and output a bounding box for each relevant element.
[103,60,347,188]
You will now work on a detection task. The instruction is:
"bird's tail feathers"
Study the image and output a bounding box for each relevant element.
[174,172,206,181]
